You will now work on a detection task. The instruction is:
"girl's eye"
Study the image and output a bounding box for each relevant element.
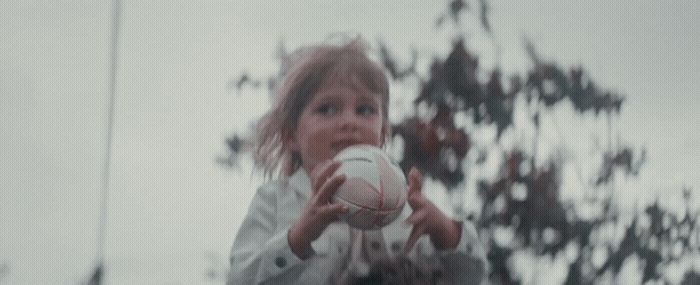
[316,104,338,115]
[357,105,377,116]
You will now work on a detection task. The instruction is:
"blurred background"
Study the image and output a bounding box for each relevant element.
[0,0,698,284]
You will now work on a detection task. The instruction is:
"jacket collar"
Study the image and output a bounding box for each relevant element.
[288,168,312,200]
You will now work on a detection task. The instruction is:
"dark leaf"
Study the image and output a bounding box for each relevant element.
[597,219,639,275]
[485,71,514,137]
[228,72,262,92]
[377,40,399,79]
[681,271,700,285]
[523,37,541,66]
[435,14,447,28]
[449,0,468,23]
[507,75,522,97]
[645,202,665,237]
[394,117,467,188]
[487,243,516,284]
[414,61,451,106]
[637,248,662,283]
[444,40,483,108]
[226,135,243,153]
[563,258,583,285]
[479,0,492,34]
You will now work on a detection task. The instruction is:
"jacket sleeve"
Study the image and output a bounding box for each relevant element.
[432,220,489,284]
[227,183,308,284]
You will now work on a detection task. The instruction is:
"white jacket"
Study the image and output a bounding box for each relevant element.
[228,169,488,284]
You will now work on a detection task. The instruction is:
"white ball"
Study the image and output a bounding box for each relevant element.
[332,144,407,230]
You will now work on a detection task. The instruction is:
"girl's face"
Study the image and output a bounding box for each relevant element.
[289,79,386,175]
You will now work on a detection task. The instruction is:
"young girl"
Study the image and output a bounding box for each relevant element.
[228,38,487,284]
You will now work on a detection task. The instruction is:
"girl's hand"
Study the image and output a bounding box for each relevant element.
[288,160,348,259]
[403,167,462,253]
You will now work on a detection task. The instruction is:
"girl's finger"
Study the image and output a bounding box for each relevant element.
[314,173,346,204]
[403,223,426,254]
[404,209,428,225]
[312,160,342,192]
[319,203,349,217]
[407,189,427,209]
[407,167,422,197]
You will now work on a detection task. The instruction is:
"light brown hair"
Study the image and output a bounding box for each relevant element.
[254,37,391,178]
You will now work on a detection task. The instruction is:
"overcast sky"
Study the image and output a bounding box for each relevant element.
[1,0,698,283]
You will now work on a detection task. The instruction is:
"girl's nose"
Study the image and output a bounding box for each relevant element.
[337,110,360,130]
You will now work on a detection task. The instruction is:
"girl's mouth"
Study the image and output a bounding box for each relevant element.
[331,140,357,153]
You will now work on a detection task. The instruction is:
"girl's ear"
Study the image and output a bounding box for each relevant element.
[282,130,299,152]
[380,124,388,146]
